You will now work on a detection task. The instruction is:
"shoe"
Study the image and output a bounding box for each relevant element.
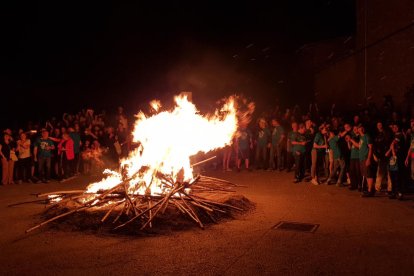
[361,191,375,197]
[388,192,396,199]
[226,168,232,172]
[397,193,403,200]
[293,178,301,183]
[325,179,332,185]
[311,178,320,185]
[346,178,351,185]
[336,182,344,187]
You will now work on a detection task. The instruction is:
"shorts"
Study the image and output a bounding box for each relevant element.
[360,160,375,179]
[238,147,250,160]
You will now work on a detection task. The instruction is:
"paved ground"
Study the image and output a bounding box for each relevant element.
[1,170,414,275]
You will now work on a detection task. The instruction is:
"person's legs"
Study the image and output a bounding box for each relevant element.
[262,145,268,170]
[74,153,80,174]
[411,158,414,181]
[269,145,276,170]
[337,159,345,185]
[294,152,301,181]
[349,159,357,189]
[299,153,305,179]
[45,157,51,181]
[38,157,45,181]
[328,159,339,183]
[276,144,284,170]
[2,158,9,185]
[311,150,317,179]
[23,157,31,182]
[254,146,260,169]
[375,159,387,192]
[8,160,14,184]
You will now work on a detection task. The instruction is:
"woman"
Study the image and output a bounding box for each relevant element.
[17,132,31,183]
[57,133,74,180]
[0,133,15,185]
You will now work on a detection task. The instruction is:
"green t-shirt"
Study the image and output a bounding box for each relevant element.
[313,132,326,153]
[237,129,251,149]
[292,133,306,153]
[257,128,270,147]
[271,126,284,145]
[328,136,341,159]
[358,134,371,161]
[350,133,360,159]
[288,131,297,152]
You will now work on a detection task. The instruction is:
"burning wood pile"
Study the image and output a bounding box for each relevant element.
[26,169,246,233]
[23,95,255,233]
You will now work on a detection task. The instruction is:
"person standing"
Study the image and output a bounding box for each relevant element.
[68,126,81,175]
[235,125,253,171]
[57,133,75,180]
[346,126,361,190]
[404,119,414,183]
[255,118,271,170]
[350,125,375,197]
[34,130,55,183]
[325,130,347,186]
[269,118,285,171]
[310,124,328,185]
[286,122,298,172]
[16,132,32,183]
[373,121,391,193]
[291,124,307,183]
[0,133,15,185]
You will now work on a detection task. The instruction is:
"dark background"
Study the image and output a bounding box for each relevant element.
[0,1,355,129]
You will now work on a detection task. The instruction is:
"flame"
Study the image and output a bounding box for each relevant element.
[86,95,238,196]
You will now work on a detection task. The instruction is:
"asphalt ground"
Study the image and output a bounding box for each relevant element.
[1,170,414,275]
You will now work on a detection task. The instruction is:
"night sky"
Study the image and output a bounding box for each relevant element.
[1,1,355,129]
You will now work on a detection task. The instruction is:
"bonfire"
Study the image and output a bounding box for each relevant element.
[22,95,254,233]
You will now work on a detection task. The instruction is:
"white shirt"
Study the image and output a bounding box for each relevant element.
[18,139,31,159]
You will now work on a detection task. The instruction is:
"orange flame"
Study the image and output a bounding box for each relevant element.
[86,95,238,196]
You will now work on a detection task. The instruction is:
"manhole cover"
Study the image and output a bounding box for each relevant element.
[272,221,319,233]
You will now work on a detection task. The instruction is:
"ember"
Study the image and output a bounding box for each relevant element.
[24,95,254,233]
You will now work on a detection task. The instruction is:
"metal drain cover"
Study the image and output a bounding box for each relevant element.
[272,221,319,233]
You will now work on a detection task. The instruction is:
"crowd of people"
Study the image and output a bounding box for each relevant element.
[0,107,132,185]
[1,95,413,201]
[228,96,414,199]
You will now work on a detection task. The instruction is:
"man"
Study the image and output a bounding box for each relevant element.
[286,122,298,172]
[349,125,375,197]
[346,126,361,190]
[389,123,406,199]
[255,118,271,170]
[269,118,285,171]
[373,121,391,193]
[291,124,307,183]
[34,129,55,183]
[310,124,328,185]
[326,129,348,186]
